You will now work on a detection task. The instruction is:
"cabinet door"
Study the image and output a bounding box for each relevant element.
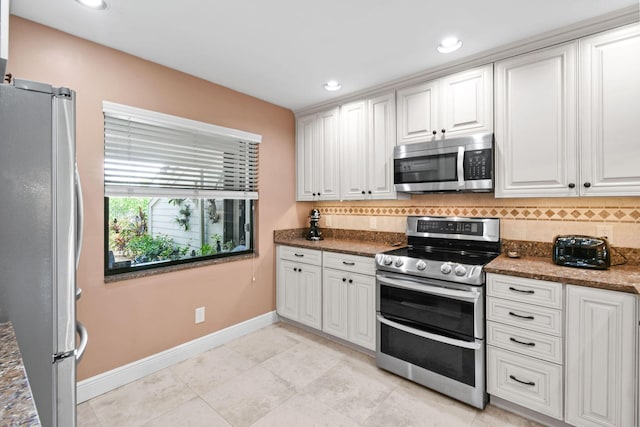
[340,100,368,200]
[440,64,493,137]
[396,81,438,144]
[565,285,637,427]
[316,107,340,200]
[580,23,640,196]
[322,268,348,340]
[368,92,397,200]
[296,114,317,201]
[298,264,322,330]
[276,259,300,321]
[494,42,578,198]
[347,272,375,350]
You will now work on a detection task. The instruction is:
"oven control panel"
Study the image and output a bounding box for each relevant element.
[375,253,485,286]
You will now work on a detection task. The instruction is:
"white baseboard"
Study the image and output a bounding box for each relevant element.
[77,311,279,403]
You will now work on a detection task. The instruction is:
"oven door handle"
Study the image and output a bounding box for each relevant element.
[377,274,481,303]
[377,315,482,350]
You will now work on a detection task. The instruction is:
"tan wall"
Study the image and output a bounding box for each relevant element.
[316,194,640,248]
[8,16,309,380]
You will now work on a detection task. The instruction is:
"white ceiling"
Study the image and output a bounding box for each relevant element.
[10,0,638,111]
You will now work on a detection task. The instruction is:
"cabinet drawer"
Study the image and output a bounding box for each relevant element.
[278,245,322,266]
[488,346,563,420]
[323,251,375,276]
[487,297,562,336]
[487,273,562,309]
[487,321,562,364]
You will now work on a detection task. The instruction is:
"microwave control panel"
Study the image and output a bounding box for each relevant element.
[464,149,492,180]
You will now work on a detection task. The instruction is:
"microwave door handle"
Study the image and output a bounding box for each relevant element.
[457,146,465,187]
[377,315,481,350]
[376,274,480,303]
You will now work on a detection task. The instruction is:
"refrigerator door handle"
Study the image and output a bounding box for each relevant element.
[75,165,84,270]
[76,321,88,363]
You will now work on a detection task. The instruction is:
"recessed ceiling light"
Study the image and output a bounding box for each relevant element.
[437,37,463,53]
[323,80,342,92]
[75,0,107,10]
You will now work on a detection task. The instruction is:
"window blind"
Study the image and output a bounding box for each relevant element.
[103,102,261,199]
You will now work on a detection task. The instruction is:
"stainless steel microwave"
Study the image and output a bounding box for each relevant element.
[393,133,494,193]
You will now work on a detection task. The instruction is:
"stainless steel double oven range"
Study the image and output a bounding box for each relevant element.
[375,216,500,409]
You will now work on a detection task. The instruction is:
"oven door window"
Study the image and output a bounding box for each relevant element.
[379,284,475,340]
[394,153,458,184]
[379,322,476,386]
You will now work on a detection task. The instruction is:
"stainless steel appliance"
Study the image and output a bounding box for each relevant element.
[306,208,323,241]
[552,235,611,269]
[0,79,87,427]
[375,216,500,409]
[393,133,494,193]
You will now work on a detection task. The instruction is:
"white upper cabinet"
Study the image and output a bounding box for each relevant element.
[580,23,640,196]
[340,91,397,200]
[396,81,439,144]
[340,100,368,200]
[496,23,640,198]
[495,42,578,198]
[396,64,493,144]
[296,107,340,201]
[440,65,494,137]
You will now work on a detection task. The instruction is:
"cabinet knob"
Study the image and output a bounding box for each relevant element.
[318,192,321,196]
[583,182,591,188]
[298,268,302,273]
[432,130,437,136]
[293,267,297,272]
[312,193,316,196]
[441,129,446,134]
[368,190,372,194]
[361,191,366,195]
[342,278,346,282]
[348,279,353,284]
[568,183,576,189]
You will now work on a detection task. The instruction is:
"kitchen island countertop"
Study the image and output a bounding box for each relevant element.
[0,322,41,426]
[485,255,640,294]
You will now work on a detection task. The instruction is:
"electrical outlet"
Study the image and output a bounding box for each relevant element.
[325,215,332,227]
[195,307,205,324]
[370,217,377,230]
[596,225,613,241]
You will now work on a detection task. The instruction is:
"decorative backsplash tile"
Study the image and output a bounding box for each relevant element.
[315,205,640,223]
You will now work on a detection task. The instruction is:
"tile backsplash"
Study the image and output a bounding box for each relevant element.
[313,194,640,248]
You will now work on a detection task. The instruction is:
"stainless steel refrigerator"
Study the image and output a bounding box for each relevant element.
[0,79,87,427]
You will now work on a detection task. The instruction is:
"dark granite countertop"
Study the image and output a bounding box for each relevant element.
[274,228,406,257]
[0,322,41,426]
[274,230,640,294]
[485,255,640,295]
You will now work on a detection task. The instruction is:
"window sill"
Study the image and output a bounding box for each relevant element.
[104,252,255,283]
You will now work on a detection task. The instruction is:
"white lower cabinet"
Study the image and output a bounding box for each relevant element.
[487,273,564,420]
[488,346,563,419]
[565,285,638,427]
[322,252,376,350]
[276,246,322,330]
[487,273,640,427]
[276,246,376,350]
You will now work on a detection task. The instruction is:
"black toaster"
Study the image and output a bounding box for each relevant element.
[552,235,610,270]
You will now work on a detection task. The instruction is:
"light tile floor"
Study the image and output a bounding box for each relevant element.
[78,322,542,427]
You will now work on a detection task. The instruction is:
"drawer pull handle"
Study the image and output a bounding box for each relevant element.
[509,286,534,294]
[509,337,536,347]
[509,311,535,320]
[509,375,535,387]
[342,261,356,266]
[294,253,304,257]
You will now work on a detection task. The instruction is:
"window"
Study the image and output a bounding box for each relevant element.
[103,102,260,276]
